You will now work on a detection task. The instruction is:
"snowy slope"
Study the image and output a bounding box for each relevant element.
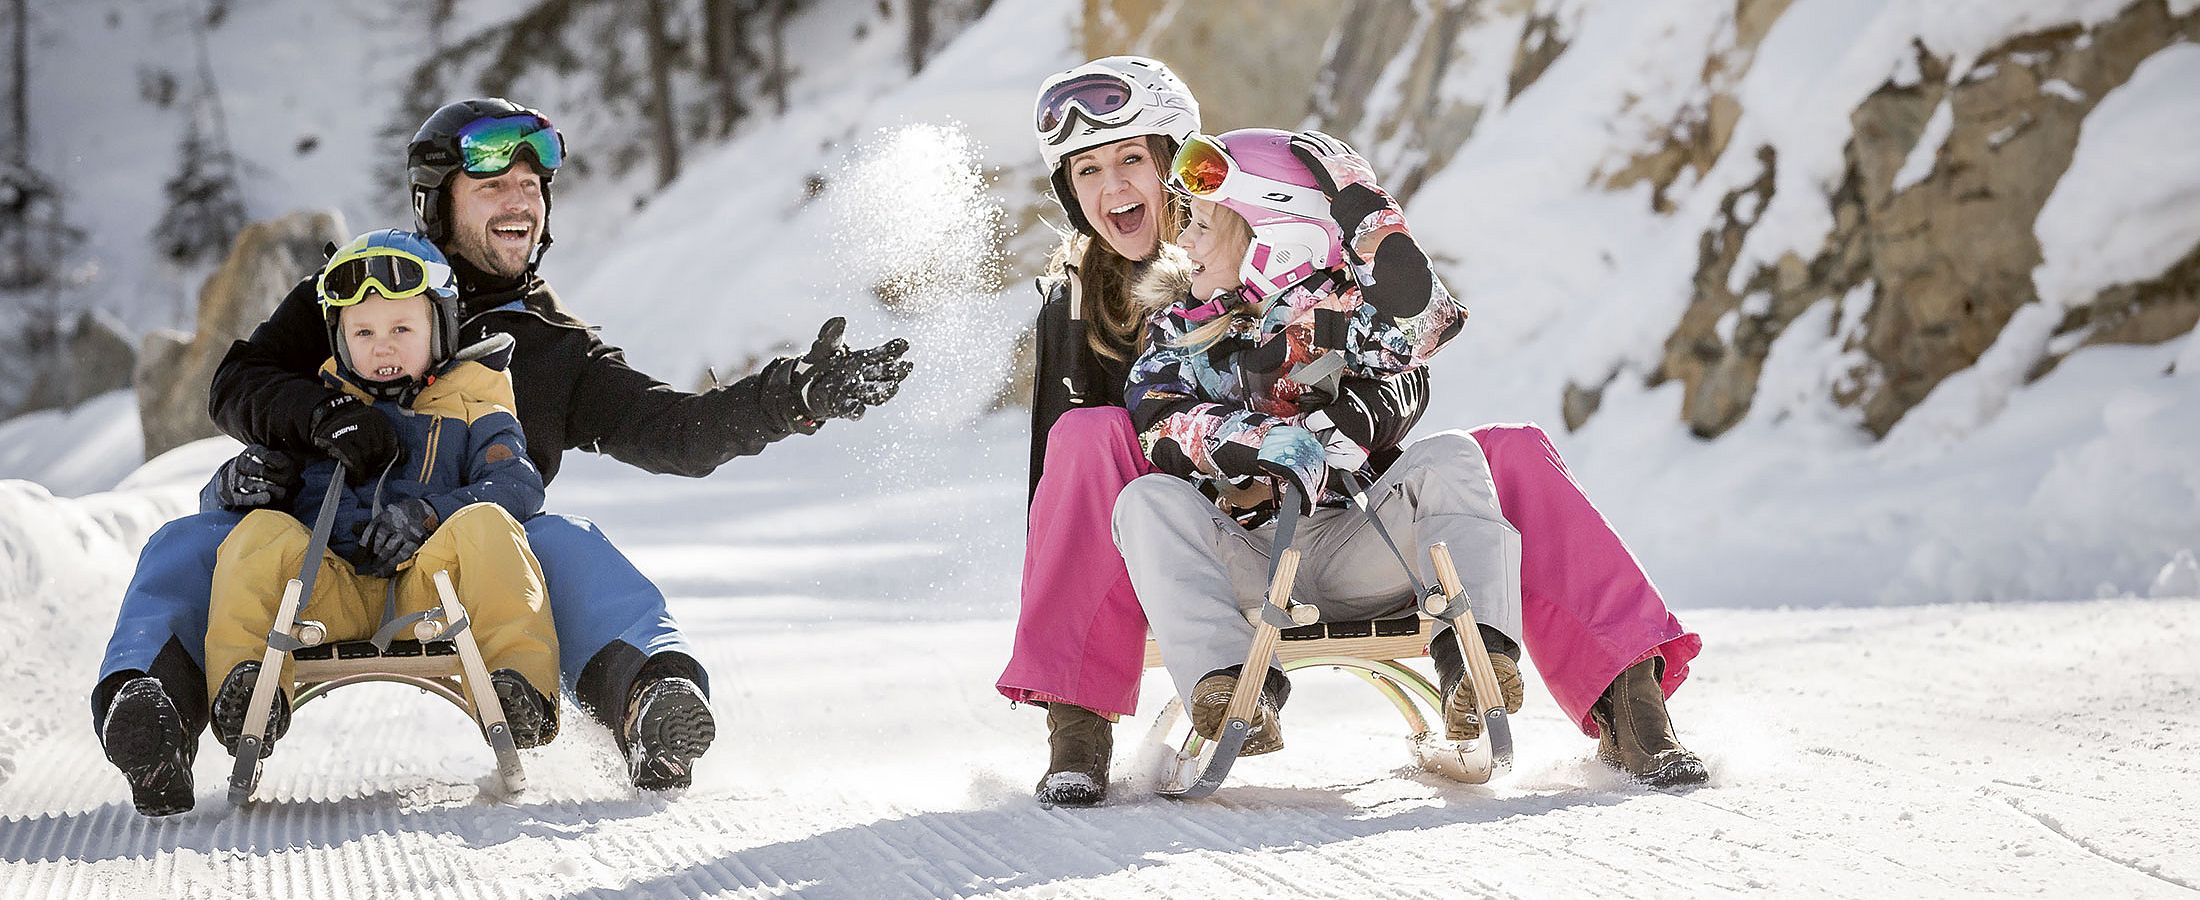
[3,440,2198,897]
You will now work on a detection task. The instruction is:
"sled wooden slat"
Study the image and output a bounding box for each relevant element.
[1142,617,1436,668]
[293,653,463,683]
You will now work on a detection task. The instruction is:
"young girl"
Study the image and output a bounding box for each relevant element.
[1119,129,1710,787]
[198,230,560,771]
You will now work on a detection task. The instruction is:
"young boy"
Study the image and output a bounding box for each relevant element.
[200,229,560,767]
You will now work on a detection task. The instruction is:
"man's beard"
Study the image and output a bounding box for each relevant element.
[454,218,537,279]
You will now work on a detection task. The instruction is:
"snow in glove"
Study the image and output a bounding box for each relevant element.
[310,393,400,485]
[764,317,915,434]
[1256,425,1329,516]
[215,445,302,510]
[357,497,438,577]
[1287,130,1434,318]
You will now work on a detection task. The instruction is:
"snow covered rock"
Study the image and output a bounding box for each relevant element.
[11,312,136,418]
[135,209,346,459]
[2150,549,2200,599]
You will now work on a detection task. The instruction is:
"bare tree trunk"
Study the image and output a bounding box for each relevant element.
[642,0,681,187]
[907,0,931,76]
[9,0,25,169]
[701,0,749,131]
[769,0,790,116]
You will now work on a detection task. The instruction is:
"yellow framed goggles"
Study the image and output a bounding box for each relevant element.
[316,247,455,310]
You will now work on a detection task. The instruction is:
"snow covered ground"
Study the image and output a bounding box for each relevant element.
[6,0,2199,895]
[2,432,2197,898]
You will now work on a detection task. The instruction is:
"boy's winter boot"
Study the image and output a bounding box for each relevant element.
[1430,625,1526,741]
[490,669,559,749]
[101,676,196,817]
[623,676,716,790]
[1590,657,1709,788]
[1034,703,1112,807]
[1188,666,1290,756]
[209,661,290,759]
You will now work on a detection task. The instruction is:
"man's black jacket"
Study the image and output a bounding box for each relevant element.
[210,273,798,486]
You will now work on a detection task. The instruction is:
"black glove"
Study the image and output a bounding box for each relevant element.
[215,445,301,510]
[358,498,437,577]
[1287,130,1433,318]
[309,393,399,485]
[767,317,914,433]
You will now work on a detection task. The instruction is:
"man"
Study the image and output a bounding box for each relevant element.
[94,98,912,814]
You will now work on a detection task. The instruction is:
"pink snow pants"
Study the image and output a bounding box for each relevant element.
[1473,423,1700,735]
[997,407,1154,718]
[996,413,1700,736]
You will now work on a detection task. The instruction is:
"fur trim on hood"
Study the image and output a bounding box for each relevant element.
[1130,242,1202,318]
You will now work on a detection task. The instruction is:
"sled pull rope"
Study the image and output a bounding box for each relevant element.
[235,461,348,804]
[266,462,346,642]
[1161,482,1306,800]
[1336,469,1441,611]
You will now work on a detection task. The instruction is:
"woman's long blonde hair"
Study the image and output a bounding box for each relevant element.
[1045,134,1189,363]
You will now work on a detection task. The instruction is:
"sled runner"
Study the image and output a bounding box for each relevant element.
[228,465,527,806]
[1145,481,1515,799]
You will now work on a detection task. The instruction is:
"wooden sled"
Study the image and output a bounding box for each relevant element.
[227,569,527,806]
[1145,540,1515,798]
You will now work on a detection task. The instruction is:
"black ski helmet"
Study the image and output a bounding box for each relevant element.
[407,98,564,268]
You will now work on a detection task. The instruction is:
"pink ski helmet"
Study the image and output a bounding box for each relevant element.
[1168,128,1344,300]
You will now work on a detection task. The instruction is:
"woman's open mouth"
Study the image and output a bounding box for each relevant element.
[1106,202,1144,236]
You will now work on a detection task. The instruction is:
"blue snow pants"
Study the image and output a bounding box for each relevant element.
[91,508,704,742]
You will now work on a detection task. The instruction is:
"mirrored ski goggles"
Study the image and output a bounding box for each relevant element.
[317,249,455,308]
[1167,133,1331,221]
[455,113,565,176]
[1035,71,1141,140]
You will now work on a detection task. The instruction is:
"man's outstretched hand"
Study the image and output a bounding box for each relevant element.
[767,317,914,433]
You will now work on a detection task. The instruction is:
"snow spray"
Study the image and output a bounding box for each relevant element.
[823,121,1012,428]
[819,122,1020,610]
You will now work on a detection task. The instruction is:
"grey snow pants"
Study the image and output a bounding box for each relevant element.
[1113,431,1524,704]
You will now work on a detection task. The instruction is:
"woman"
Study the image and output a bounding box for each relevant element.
[1117,128,1711,787]
[996,58,1431,806]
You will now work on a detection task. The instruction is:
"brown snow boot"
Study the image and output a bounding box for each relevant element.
[1591,657,1709,788]
[1034,703,1112,807]
[1431,625,1526,741]
[1188,667,1289,756]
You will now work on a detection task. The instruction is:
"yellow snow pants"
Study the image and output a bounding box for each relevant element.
[204,503,560,710]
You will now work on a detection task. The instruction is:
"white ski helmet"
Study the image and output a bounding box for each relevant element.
[1034,56,1200,234]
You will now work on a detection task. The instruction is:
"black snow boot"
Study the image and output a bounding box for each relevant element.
[1590,657,1709,788]
[491,669,559,749]
[1034,703,1112,807]
[1430,625,1526,741]
[623,676,716,790]
[101,676,196,817]
[1188,666,1291,756]
[209,661,290,759]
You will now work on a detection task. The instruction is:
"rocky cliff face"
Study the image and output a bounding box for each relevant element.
[1641,0,2200,438]
[1082,0,2199,441]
